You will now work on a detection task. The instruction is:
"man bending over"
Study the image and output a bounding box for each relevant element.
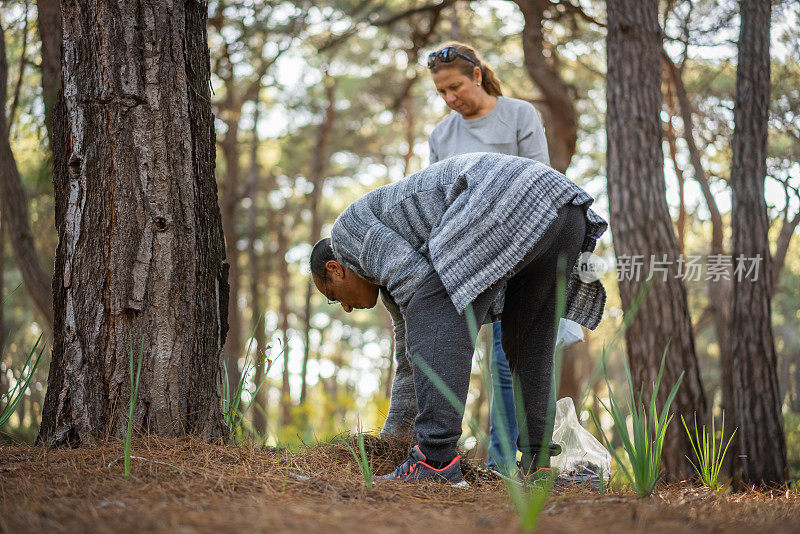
[309,152,607,486]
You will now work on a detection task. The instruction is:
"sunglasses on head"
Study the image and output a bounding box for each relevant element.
[427,46,478,69]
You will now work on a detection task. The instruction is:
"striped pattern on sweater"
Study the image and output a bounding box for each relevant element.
[330,152,607,330]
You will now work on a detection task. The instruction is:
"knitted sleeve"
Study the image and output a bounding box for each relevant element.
[379,292,417,438]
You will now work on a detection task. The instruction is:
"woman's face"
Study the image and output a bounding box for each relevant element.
[431,66,484,119]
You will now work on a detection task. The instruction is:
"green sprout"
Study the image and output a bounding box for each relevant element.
[124,335,144,479]
[592,344,683,498]
[338,419,373,489]
[681,411,736,492]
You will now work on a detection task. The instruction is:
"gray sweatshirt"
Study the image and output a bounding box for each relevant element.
[429,96,550,165]
[329,153,607,437]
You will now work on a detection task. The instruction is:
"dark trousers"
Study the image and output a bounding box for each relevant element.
[405,204,586,465]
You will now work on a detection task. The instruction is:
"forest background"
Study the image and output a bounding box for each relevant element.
[1,0,799,481]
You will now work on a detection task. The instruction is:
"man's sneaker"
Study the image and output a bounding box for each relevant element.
[518,465,557,488]
[375,445,469,488]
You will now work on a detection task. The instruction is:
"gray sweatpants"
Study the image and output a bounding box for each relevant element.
[405,204,586,467]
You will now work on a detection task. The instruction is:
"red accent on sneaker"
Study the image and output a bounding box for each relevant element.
[409,445,461,473]
[419,455,461,472]
[520,467,553,479]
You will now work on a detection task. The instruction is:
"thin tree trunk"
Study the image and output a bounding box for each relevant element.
[36,0,62,146]
[606,0,706,479]
[793,361,800,413]
[665,57,732,359]
[277,217,292,426]
[662,86,686,253]
[247,102,267,436]
[729,0,787,486]
[558,334,588,402]
[300,78,336,404]
[39,0,228,446]
[515,0,578,173]
[6,1,29,134]
[402,94,415,174]
[0,216,5,356]
[220,118,243,398]
[0,22,53,328]
[664,52,736,472]
[516,0,591,401]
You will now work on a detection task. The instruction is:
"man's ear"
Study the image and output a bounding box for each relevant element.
[325,260,344,280]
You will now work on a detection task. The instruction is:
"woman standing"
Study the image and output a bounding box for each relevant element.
[425,42,579,474]
[427,42,549,166]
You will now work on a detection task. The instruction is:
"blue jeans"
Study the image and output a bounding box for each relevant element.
[487,321,519,471]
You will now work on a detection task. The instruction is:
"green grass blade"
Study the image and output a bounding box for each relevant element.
[0,333,46,427]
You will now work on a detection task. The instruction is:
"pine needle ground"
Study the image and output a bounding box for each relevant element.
[2,436,800,533]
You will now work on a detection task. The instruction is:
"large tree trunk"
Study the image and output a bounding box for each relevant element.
[515,0,578,173]
[729,0,787,486]
[606,0,706,478]
[0,21,54,328]
[39,0,228,446]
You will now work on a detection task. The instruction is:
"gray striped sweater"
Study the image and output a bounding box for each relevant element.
[329,152,607,436]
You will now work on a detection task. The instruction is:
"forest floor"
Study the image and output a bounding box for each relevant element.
[2,435,800,534]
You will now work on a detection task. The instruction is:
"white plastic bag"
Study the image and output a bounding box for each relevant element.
[551,397,612,487]
[556,318,584,347]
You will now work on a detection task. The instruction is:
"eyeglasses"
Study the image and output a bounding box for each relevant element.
[427,46,478,69]
[322,274,337,305]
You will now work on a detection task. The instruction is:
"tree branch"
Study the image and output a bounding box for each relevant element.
[662,49,725,254]
[7,0,29,133]
[389,8,443,112]
[771,185,800,293]
[515,0,578,172]
[317,0,458,52]
[556,0,606,27]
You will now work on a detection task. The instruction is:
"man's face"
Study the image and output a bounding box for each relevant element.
[313,260,379,313]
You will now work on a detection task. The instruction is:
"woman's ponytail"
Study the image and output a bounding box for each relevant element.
[480,64,503,97]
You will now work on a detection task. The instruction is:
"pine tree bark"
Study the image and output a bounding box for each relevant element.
[729,0,787,486]
[38,0,229,446]
[606,0,706,478]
